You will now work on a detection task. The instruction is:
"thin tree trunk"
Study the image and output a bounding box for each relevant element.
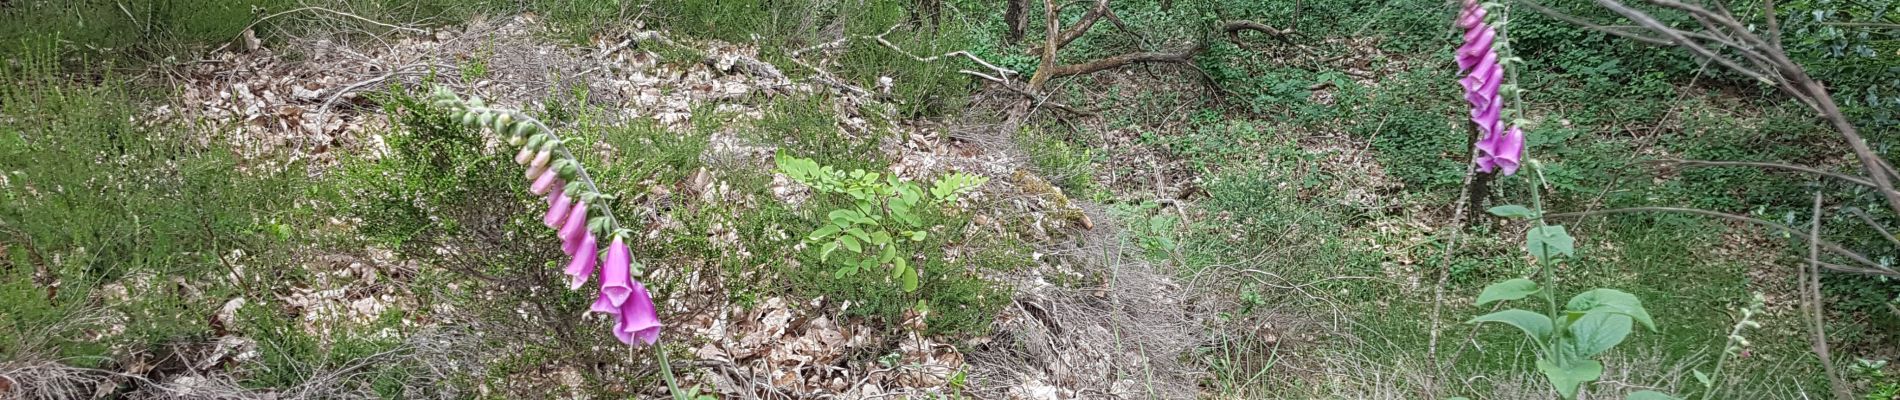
[1005,0,1027,43]
[1463,124,1494,224]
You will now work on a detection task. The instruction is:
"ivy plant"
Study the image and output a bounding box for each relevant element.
[776,153,986,292]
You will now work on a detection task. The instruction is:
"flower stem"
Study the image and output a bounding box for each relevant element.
[467,106,625,237]
[656,343,685,400]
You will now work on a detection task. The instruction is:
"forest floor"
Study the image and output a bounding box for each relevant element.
[4,2,1896,399]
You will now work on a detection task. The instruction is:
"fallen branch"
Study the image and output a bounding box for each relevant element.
[1221,20,1297,46]
[859,24,1089,116]
[1030,46,1206,88]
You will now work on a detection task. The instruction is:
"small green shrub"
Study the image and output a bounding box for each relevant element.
[776,153,986,291]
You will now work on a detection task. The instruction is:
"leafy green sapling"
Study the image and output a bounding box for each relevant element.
[776,153,985,292]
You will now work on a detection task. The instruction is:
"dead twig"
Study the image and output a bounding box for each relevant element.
[1523,0,1900,219]
[1802,193,1854,400]
[1545,207,1897,276]
[209,6,427,55]
[1657,159,1899,197]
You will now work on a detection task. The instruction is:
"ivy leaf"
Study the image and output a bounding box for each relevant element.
[1566,289,1656,331]
[1476,278,1542,306]
[840,236,863,253]
[1468,309,1553,342]
[1526,225,1577,261]
[1487,204,1539,219]
[1626,391,1678,400]
[1567,311,1634,358]
[1537,358,1603,400]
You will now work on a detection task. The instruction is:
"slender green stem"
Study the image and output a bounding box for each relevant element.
[1494,0,1567,369]
[656,344,685,400]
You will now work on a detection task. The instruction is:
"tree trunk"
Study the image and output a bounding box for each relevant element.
[1005,0,1027,43]
[1463,124,1494,225]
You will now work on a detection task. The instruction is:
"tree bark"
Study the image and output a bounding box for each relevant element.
[1005,0,1027,43]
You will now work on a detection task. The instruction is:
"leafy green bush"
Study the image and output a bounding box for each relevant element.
[775,154,1003,335]
[777,154,986,292]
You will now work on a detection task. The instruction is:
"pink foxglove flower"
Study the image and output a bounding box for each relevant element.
[515,143,537,165]
[600,236,634,308]
[614,279,662,346]
[1476,126,1525,175]
[564,233,598,290]
[591,291,619,314]
[559,201,589,255]
[525,149,553,180]
[545,193,573,229]
[1456,0,1524,176]
[531,171,562,195]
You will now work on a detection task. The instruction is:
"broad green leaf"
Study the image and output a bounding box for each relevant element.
[1476,278,1542,306]
[829,209,861,224]
[1527,225,1577,261]
[909,231,927,241]
[846,228,871,243]
[1692,370,1711,386]
[820,241,840,262]
[1566,289,1656,331]
[892,255,909,279]
[880,244,897,263]
[1626,390,1678,400]
[1537,358,1603,400]
[834,268,849,279]
[1488,205,1539,219]
[870,230,892,246]
[1468,309,1553,342]
[1567,311,1633,358]
[899,259,919,292]
[810,225,841,241]
[900,189,922,206]
[840,236,863,253]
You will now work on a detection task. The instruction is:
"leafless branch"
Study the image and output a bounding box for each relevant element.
[1803,194,1854,400]
[1843,206,1900,248]
[1524,0,1900,219]
[209,6,428,55]
[1545,207,1896,276]
[1657,159,1898,196]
